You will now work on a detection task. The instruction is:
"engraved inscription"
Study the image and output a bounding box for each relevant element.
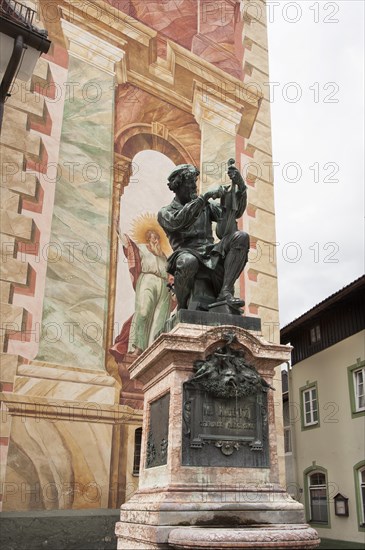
[182,383,269,467]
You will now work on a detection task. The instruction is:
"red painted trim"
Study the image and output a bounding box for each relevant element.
[247,204,256,218]
[12,265,36,297]
[43,43,69,69]
[242,144,255,158]
[21,184,44,214]
[8,312,33,342]
[246,176,256,187]
[26,146,49,174]
[16,225,40,256]
[248,270,258,282]
[0,385,13,394]
[29,104,52,137]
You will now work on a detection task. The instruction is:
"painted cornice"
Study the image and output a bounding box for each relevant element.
[56,0,262,138]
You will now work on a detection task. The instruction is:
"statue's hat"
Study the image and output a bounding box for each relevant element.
[167,164,199,181]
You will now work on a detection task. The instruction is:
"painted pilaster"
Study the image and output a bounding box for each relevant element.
[36,21,125,370]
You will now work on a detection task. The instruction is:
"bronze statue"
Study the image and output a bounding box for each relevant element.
[157,159,249,313]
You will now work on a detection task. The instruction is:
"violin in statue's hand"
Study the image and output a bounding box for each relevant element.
[227,158,246,189]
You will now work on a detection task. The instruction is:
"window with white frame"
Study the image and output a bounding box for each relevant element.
[354,367,365,412]
[302,386,318,427]
[348,361,365,417]
[360,467,365,526]
[308,471,329,524]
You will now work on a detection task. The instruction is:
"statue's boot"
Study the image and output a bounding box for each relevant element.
[174,253,199,309]
[174,271,194,310]
[217,248,247,306]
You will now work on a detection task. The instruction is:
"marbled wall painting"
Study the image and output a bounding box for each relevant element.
[3,416,113,511]
[37,56,115,370]
[110,150,176,363]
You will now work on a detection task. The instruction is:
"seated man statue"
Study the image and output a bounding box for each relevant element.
[157,160,250,313]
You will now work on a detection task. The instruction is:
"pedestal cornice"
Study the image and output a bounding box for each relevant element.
[128,323,291,386]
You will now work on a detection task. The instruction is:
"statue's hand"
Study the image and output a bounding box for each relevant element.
[203,186,225,201]
[228,166,245,189]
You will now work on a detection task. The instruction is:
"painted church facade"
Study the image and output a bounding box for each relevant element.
[0,0,281,513]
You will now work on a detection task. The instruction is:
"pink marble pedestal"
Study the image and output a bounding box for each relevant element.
[115,323,320,549]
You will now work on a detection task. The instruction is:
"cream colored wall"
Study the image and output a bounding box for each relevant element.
[290,330,365,543]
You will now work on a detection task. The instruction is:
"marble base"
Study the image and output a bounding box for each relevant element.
[169,524,320,549]
[116,487,320,549]
[115,324,319,549]
[116,522,319,549]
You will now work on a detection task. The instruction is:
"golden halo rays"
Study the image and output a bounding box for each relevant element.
[130,213,171,256]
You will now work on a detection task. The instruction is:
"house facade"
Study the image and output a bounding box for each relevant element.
[281,276,365,548]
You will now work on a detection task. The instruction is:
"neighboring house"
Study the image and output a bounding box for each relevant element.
[281,275,365,548]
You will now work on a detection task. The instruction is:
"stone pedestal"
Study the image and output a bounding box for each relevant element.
[115,322,319,549]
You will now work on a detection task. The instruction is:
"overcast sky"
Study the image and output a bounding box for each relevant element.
[266,0,364,327]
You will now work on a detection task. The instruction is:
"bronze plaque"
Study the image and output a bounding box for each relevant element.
[146,392,170,469]
[182,383,269,467]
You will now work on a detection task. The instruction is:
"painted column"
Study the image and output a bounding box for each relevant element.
[37,21,125,370]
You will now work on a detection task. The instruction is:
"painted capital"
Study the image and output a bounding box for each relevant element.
[192,81,242,136]
[60,19,126,76]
